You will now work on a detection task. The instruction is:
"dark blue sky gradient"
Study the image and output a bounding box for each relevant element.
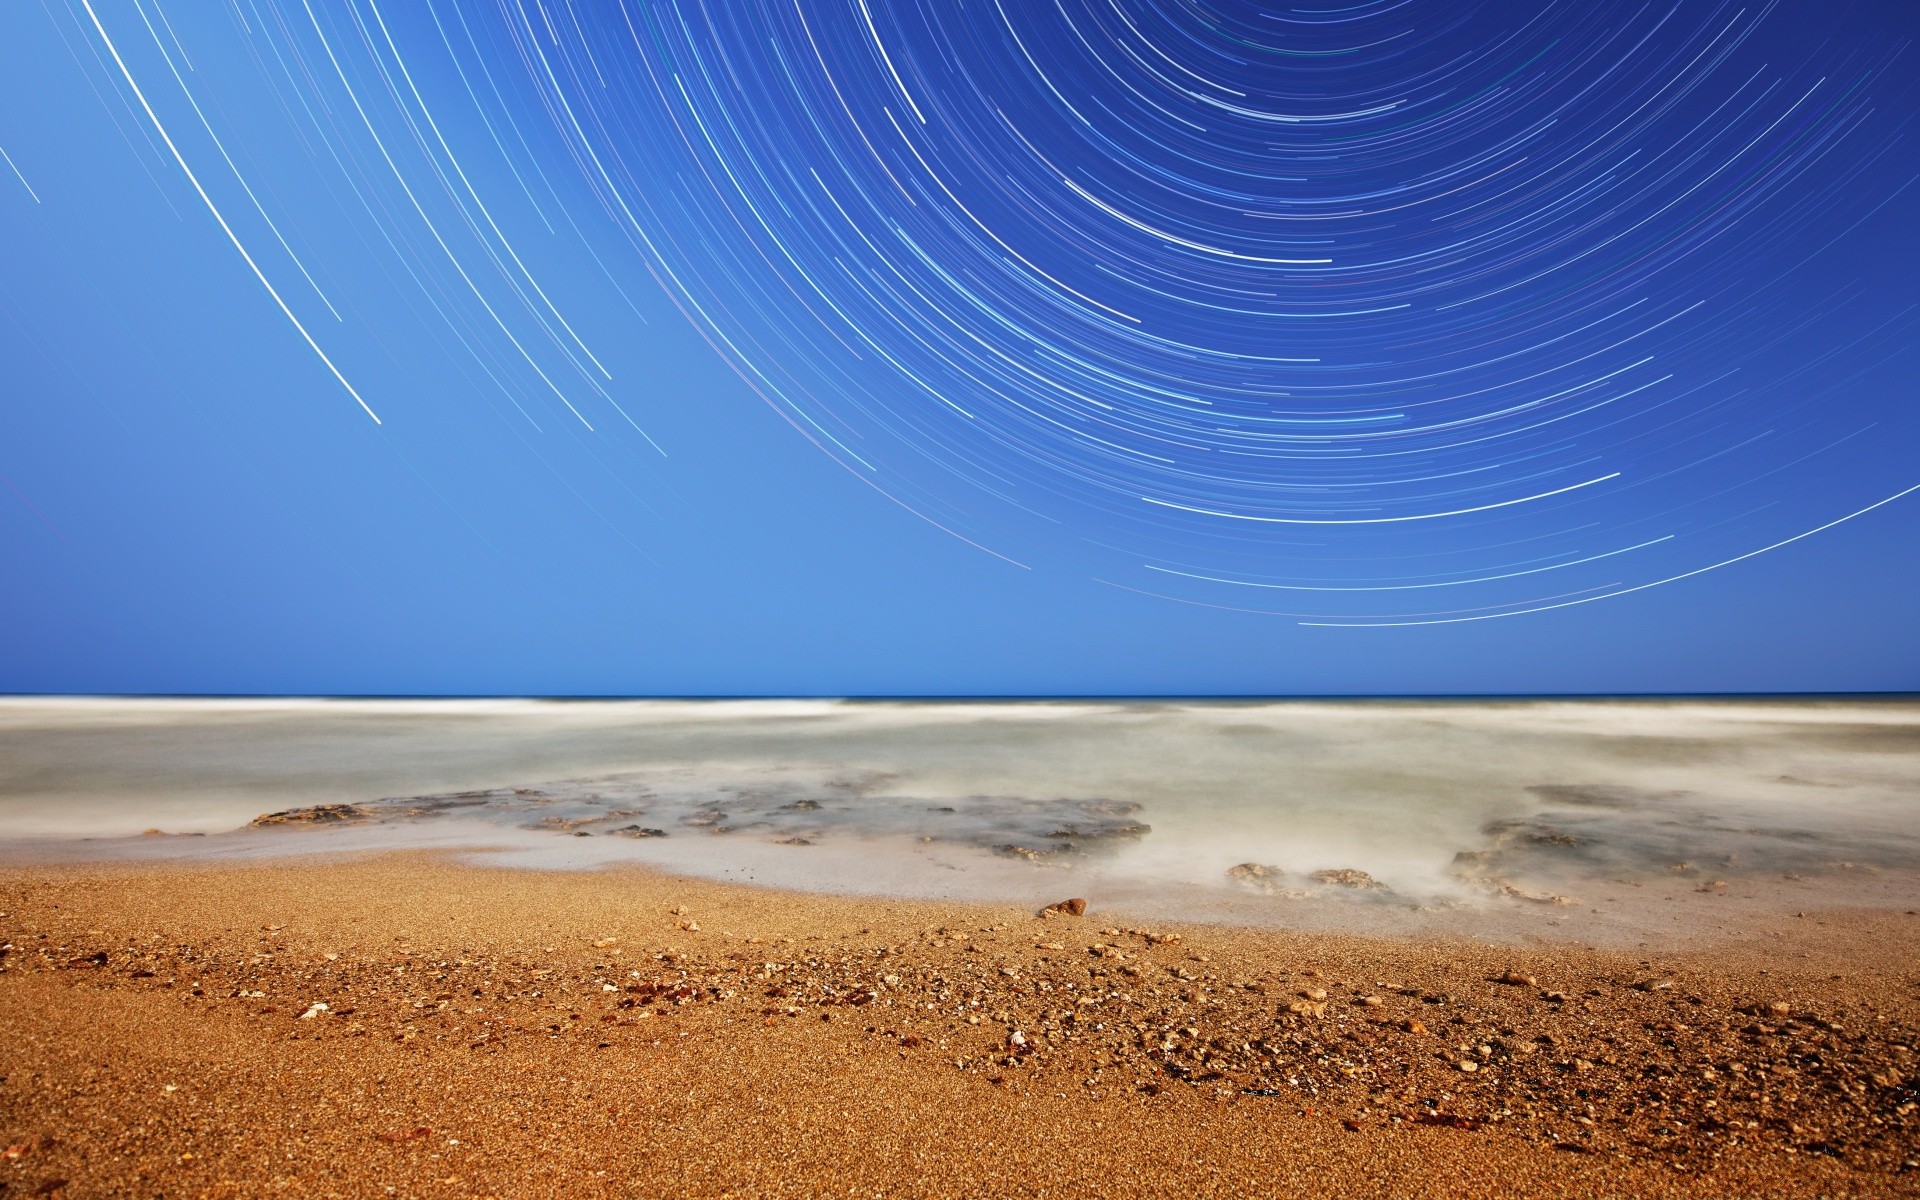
[1,0,1916,694]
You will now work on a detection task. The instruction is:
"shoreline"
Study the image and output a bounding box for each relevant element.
[7,821,1917,955]
[3,852,1916,1196]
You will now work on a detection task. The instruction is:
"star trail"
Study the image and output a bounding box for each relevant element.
[9,0,1920,638]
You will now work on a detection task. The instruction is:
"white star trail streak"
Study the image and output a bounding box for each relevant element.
[0,144,41,203]
[46,0,1920,624]
[78,0,379,423]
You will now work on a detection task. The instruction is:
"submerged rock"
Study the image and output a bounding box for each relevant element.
[1226,862,1286,893]
[996,843,1075,861]
[1045,821,1151,840]
[249,804,370,827]
[1310,868,1388,891]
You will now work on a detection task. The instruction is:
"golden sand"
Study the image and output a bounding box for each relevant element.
[2,854,1916,1197]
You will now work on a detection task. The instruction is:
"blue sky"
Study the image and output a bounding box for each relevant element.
[1,0,1916,695]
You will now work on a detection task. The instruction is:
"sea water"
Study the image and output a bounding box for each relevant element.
[1,697,1915,941]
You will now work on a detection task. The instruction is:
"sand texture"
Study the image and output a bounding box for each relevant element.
[2,854,1917,1198]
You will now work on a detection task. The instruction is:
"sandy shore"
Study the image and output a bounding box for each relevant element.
[2,854,1916,1198]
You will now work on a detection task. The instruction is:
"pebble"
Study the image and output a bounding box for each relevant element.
[1310,869,1387,891]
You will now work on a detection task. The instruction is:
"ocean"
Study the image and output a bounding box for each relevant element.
[3,696,1915,942]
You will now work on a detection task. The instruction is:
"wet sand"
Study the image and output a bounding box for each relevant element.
[2,853,1917,1198]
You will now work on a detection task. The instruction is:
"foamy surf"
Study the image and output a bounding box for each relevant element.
[1,697,1915,942]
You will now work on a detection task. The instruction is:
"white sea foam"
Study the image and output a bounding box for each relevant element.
[1,697,1915,939]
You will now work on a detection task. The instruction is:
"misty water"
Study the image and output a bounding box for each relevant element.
[2,698,1915,942]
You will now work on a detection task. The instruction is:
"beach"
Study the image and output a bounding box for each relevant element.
[3,852,1917,1198]
[3,698,1917,1196]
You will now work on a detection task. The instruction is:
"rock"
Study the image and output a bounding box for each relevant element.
[1632,978,1675,992]
[249,804,370,827]
[1227,863,1286,893]
[1494,969,1537,987]
[1411,1112,1481,1131]
[1286,999,1327,1018]
[1040,898,1087,918]
[1299,988,1328,1002]
[1311,868,1387,891]
[611,826,667,838]
[1457,1060,1479,1073]
[1497,883,1580,905]
[1356,995,1385,1007]
[298,1002,329,1020]
[1404,1019,1427,1034]
[376,1127,431,1143]
[1045,822,1152,841]
[999,844,1074,862]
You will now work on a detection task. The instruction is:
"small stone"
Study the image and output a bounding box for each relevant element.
[1040,898,1087,918]
[1310,868,1387,891]
[1495,969,1537,987]
[249,804,370,827]
[1300,988,1328,1002]
[298,1002,329,1020]
[1632,978,1674,992]
[1457,1060,1479,1073]
[1404,1019,1427,1034]
[1356,995,1385,1007]
[1226,863,1286,893]
[376,1127,431,1143]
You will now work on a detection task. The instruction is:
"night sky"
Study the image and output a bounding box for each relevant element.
[2,0,1917,694]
